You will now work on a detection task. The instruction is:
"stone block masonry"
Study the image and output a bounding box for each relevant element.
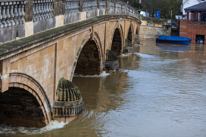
[140,17,171,40]
[0,14,141,127]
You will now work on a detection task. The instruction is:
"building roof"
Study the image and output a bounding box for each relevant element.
[185,2,206,11]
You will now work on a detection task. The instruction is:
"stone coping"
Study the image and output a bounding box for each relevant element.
[0,14,141,60]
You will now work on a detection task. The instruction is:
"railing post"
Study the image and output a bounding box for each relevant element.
[106,0,110,9]
[125,3,127,13]
[79,0,83,12]
[97,0,99,9]
[53,0,65,16]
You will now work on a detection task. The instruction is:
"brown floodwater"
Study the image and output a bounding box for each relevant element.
[1,40,206,137]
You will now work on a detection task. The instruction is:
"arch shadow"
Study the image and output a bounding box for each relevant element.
[111,23,124,55]
[127,23,134,44]
[0,72,52,127]
[70,32,104,78]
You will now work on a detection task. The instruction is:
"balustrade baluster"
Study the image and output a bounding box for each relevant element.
[0,5,3,28]
[92,0,95,10]
[6,2,11,27]
[88,0,90,11]
[39,0,42,20]
[69,0,71,14]
[41,0,44,20]
[37,0,41,21]
[37,0,40,20]
[44,0,47,19]
[44,0,48,19]
[18,2,22,24]
[46,0,49,18]
[14,2,19,25]
[40,0,44,20]
[21,1,25,23]
[10,2,15,26]
[90,0,93,11]
[88,0,91,11]
[38,0,42,20]
[35,0,39,21]
[2,2,7,27]
[51,0,54,18]
[47,0,51,18]
[83,0,87,11]
[33,1,36,21]
[65,0,68,14]
[42,0,45,19]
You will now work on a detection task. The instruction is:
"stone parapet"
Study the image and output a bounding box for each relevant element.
[0,0,140,44]
[0,15,141,60]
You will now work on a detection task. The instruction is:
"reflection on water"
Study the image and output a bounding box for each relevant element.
[1,40,206,137]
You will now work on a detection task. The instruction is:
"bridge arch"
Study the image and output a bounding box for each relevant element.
[136,25,139,35]
[127,23,134,44]
[72,32,104,76]
[111,24,124,55]
[0,72,52,127]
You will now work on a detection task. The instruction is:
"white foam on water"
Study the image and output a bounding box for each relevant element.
[0,120,68,135]
[201,60,206,63]
[119,54,129,57]
[37,120,68,134]
[134,53,156,58]
[74,71,110,77]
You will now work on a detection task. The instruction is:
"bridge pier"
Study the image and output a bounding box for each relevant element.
[53,78,83,122]
[105,49,119,73]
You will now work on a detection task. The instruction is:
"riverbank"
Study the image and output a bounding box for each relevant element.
[140,17,171,40]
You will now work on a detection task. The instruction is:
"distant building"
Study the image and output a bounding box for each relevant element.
[140,11,149,17]
[182,0,206,18]
[184,2,206,21]
[179,2,206,44]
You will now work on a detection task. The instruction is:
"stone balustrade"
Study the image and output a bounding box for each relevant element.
[33,0,54,22]
[0,0,140,44]
[99,0,106,9]
[0,1,25,28]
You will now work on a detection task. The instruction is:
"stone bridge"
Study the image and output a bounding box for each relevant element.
[0,0,141,127]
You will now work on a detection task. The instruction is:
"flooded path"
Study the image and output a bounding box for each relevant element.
[1,40,206,137]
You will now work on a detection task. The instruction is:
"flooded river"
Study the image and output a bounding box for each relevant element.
[1,40,206,137]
